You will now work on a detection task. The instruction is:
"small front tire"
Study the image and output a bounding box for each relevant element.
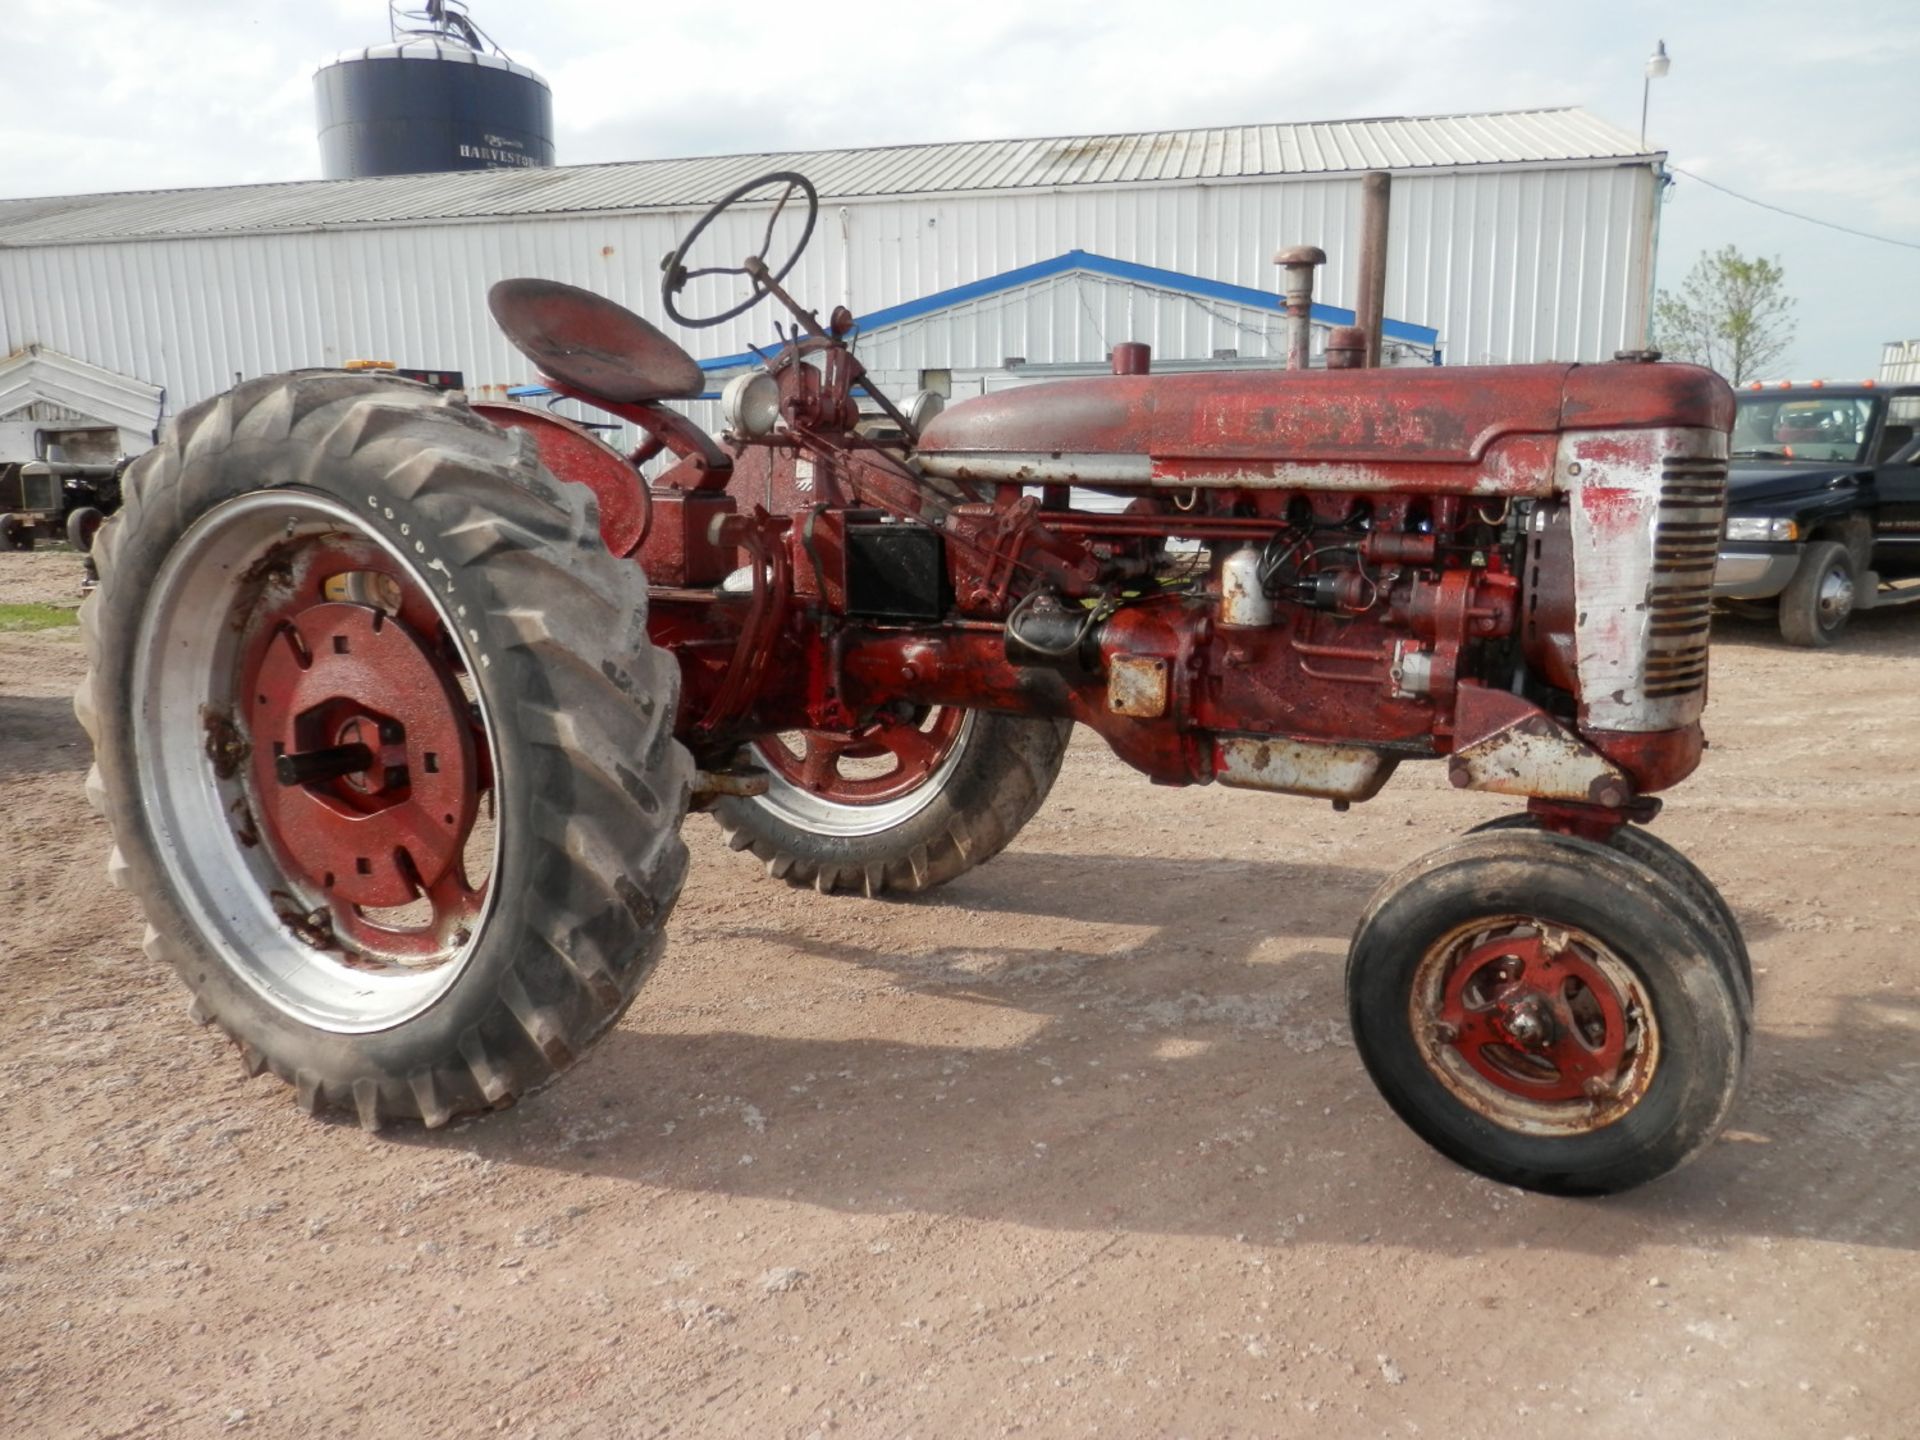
[1347,829,1748,1195]
[1468,813,1751,1010]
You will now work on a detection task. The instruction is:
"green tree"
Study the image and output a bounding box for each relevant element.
[1653,245,1796,384]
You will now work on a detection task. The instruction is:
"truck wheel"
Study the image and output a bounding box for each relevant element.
[2,513,35,550]
[1469,813,1751,1011]
[1777,540,1855,647]
[76,371,691,1129]
[712,711,1073,896]
[66,506,104,553]
[1347,829,1748,1195]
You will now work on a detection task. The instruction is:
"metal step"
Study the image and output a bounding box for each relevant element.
[1857,573,1920,611]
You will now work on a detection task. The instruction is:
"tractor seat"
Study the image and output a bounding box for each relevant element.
[488,278,704,405]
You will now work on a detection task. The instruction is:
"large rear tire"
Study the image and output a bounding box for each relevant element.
[77,371,691,1129]
[712,711,1073,896]
[1347,829,1748,1196]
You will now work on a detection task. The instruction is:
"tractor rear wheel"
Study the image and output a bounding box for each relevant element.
[1347,829,1748,1195]
[77,371,691,1128]
[712,711,1073,895]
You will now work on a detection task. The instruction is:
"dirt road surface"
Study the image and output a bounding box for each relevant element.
[3,544,1916,1438]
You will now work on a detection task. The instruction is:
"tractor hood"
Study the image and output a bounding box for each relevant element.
[915,361,1732,493]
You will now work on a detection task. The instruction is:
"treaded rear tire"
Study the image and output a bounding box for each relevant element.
[712,713,1073,896]
[76,370,692,1129]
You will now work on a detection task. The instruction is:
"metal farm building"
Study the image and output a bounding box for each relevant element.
[0,107,1663,448]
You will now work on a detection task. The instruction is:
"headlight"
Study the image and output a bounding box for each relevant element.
[721,371,781,438]
[1723,516,1799,542]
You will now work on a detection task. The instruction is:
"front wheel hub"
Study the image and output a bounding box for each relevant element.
[1411,920,1659,1133]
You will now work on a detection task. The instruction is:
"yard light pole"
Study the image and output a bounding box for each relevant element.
[1641,39,1670,149]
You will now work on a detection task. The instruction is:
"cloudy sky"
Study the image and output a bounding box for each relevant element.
[4,0,1914,377]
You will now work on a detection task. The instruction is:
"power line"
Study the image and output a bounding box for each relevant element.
[1668,165,1920,254]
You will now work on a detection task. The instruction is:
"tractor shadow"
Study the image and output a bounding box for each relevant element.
[0,693,91,778]
[409,849,1920,1261]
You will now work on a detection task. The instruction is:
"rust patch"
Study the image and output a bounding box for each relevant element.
[229,795,260,849]
[237,540,298,591]
[1215,736,1397,801]
[1107,656,1169,718]
[270,889,337,951]
[202,707,251,781]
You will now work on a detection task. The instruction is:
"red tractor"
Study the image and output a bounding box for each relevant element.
[78,173,1748,1195]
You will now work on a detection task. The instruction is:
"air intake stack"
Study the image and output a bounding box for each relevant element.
[315,1,554,180]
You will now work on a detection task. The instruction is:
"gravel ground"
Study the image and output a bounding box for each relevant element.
[0,543,86,606]
[2,543,1917,1438]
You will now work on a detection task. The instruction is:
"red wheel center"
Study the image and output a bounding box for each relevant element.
[759,708,965,805]
[1436,933,1631,1102]
[246,601,477,909]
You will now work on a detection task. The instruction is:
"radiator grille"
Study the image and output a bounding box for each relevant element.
[1643,455,1728,698]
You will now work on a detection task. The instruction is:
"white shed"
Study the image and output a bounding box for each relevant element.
[0,107,1662,449]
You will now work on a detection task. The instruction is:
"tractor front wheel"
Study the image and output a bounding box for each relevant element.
[712,711,1073,896]
[1347,829,1748,1195]
[77,371,691,1128]
[1468,812,1752,1010]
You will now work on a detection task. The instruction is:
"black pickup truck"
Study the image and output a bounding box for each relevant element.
[1712,381,1920,645]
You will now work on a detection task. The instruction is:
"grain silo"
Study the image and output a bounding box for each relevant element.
[314,1,554,180]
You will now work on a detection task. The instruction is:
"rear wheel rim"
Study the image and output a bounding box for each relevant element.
[131,490,500,1032]
[750,708,974,837]
[1408,916,1660,1136]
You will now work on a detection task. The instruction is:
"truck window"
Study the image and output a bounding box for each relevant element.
[1732,396,1877,463]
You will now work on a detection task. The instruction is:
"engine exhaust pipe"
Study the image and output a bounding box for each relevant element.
[1274,245,1326,370]
[1355,170,1391,368]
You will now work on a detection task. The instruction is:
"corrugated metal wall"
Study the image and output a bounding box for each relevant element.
[0,162,1655,422]
[1881,341,1920,384]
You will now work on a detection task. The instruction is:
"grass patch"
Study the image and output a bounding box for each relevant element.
[0,601,80,632]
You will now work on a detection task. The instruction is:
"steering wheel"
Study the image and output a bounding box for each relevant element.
[661,171,819,329]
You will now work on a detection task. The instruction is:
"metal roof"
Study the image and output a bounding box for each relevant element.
[317,38,546,80]
[0,345,165,432]
[0,107,1652,249]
